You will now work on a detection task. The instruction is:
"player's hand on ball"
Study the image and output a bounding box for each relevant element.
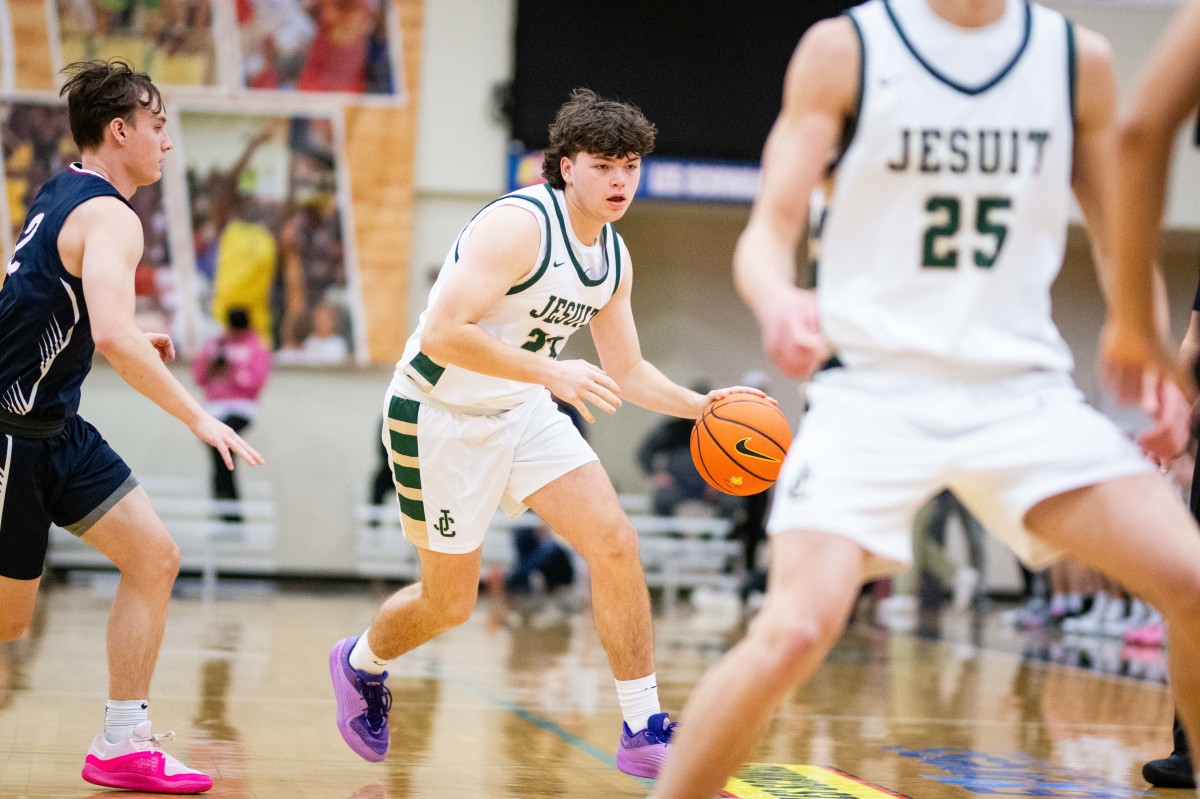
[702,386,775,406]
[548,359,622,423]
[692,393,791,495]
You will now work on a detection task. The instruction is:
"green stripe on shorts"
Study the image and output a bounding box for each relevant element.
[389,429,418,458]
[394,464,421,490]
[387,396,425,522]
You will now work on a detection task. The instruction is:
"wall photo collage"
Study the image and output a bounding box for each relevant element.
[1,0,415,365]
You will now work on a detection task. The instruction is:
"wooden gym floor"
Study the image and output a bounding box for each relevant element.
[0,576,1177,799]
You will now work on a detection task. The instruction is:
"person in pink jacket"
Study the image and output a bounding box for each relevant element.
[191,307,272,517]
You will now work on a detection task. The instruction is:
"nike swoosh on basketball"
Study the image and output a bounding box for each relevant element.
[552,260,565,268]
[735,437,780,462]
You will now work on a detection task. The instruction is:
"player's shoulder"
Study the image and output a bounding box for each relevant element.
[475,198,544,237]
[1029,1,1113,69]
[69,193,138,223]
[785,13,861,112]
[1069,21,1115,71]
[797,13,860,62]
[460,195,544,267]
[1063,17,1116,119]
[60,194,141,242]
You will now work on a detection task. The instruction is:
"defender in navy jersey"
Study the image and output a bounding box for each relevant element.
[0,61,261,795]
[656,2,1200,797]
[327,89,766,777]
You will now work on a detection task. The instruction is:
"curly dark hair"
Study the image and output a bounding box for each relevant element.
[542,88,657,190]
[60,60,163,151]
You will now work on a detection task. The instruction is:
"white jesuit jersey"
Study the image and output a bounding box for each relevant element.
[391,183,626,411]
[820,0,1076,377]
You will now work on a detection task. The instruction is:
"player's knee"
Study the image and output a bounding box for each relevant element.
[156,538,182,581]
[442,598,476,628]
[751,613,835,679]
[428,590,476,629]
[124,535,181,584]
[583,520,639,566]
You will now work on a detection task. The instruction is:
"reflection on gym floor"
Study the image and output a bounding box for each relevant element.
[0,576,1174,798]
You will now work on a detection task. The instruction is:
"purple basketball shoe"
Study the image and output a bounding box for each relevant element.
[616,712,677,778]
[329,636,392,762]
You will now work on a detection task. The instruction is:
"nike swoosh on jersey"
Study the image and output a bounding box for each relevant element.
[734,437,780,462]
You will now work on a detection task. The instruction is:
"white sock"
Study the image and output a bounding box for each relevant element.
[349,630,390,675]
[104,699,148,743]
[615,673,661,733]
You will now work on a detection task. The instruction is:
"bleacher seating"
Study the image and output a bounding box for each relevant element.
[46,476,277,597]
[354,494,741,604]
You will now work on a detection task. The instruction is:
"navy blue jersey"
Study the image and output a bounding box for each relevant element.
[0,164,131,424]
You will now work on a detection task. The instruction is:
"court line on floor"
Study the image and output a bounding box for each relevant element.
[413,654,652,784]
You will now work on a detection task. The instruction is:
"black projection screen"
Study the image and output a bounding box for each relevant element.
[510,1,861,163]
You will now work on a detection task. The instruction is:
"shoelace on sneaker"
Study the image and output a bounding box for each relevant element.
[360,680,392,732]
[647,718,678,745]
[133,729,176,747]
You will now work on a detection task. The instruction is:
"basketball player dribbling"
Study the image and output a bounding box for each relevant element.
[653,1,1200,797]
[0,60,262,794]
[328,88,764,778]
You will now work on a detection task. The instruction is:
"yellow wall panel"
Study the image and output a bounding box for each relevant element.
[344,0,423,364]
[10,0,55,90]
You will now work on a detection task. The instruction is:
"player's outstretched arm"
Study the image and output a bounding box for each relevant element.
[733,17,854,379]
[1102,3,1200,400]
[590,264,768,419]
[78,198,263,469]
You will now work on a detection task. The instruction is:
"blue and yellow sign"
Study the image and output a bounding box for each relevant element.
[722,764,909,798]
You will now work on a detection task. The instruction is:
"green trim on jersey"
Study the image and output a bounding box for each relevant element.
[882,0,1032,96]
[1065,19,1077,126]
[448,192,554,296]
[387,396,424,523]
[503,193,554,295]
[544,184,611,287]
[606,225,623,297]
[840,10,866,164]
[406,351,445,389]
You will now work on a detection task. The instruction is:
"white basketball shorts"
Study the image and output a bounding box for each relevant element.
[382,389,597,554]
[767,368,1154,580]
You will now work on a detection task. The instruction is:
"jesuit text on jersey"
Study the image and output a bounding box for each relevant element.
[886,129,1051,175]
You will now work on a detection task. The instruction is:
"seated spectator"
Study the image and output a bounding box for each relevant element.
[637,381,734,517]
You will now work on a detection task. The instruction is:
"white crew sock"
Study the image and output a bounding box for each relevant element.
[615,673,661,733]
[104,699,148,743]
[349,630,390,675]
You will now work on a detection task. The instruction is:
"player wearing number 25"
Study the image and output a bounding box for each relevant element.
[328,88,765,777]
[654,1,1200,797]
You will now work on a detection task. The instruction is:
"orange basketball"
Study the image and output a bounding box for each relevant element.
[690,393,792,496]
